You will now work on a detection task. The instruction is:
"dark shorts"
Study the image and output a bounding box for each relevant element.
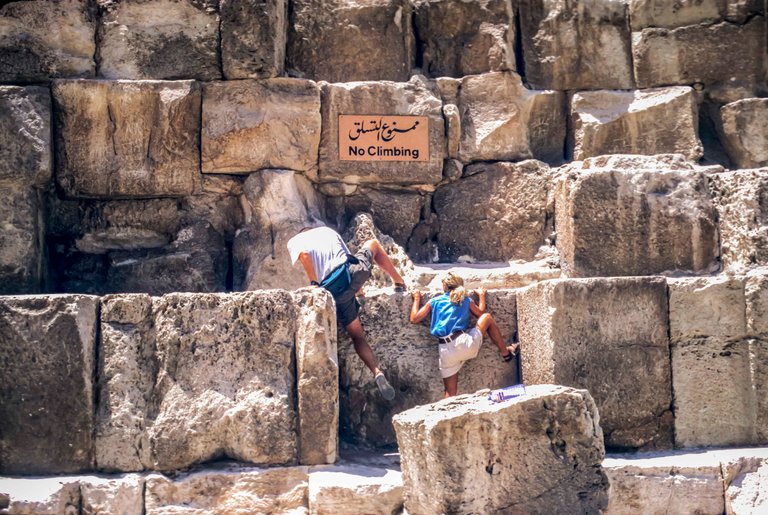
[333,248,373,327]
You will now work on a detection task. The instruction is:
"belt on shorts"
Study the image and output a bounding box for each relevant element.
[437,330,466,344]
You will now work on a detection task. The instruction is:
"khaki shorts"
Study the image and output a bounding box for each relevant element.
[438,327,482,378]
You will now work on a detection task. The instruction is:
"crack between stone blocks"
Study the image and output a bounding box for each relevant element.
[664,279,677,449]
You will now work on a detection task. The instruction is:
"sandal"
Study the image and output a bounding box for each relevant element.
[502,343,519,362]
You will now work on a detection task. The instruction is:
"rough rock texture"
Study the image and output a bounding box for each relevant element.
[745,275,768,443]
[517,277,673,451]
[413,0,515,77]
[0,86,51,294]
[0,295,99,474]
[457,72,566,164]
[708,170,768,272]
[318,78,445,185]
[668,277,766,448]
[571,87,702,161]
[144,466,310,514]
[294,289,339,466]
[220,0,287,79]
[339,290,518,446]
[79,475,145,515]
[96,292,304,471]
[0,477,81,514]
[393,385,609,514]
[603,452,725,515]
[433,160,553,262]
[628,0,727,30]
[233,170,326,291]
[308,464,403,515]
[287,0,413,82]
[723,455,768,515]
[0,0,96,83]
[53,79,201,199]
[556,155,720,277]
[518,0,634,90]
[202,79,321,174]
[718,98,768,169]
[632,17,766,89]
[97,0,221,80]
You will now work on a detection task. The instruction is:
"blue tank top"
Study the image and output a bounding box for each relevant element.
[429,293,471,337]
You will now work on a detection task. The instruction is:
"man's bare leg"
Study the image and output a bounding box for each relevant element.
[443,373,459,397]
[362,239,405,285]
[346,317,395,399]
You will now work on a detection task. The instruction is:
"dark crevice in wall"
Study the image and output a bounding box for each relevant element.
[513,3,527,86]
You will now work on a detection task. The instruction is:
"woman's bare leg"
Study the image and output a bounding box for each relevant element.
[362,239,404,285]
[476,313,515,357]
[443,373,459,397]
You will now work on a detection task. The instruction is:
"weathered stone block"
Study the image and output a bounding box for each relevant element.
[603,452,725,515]
[628,0,726,30]
[571,87,702,161]
[308,464,403,515]
[556,155,719,277]
[746,274,768,338]
[79,475,144,515]
[287,0,413,82]
[0,477,81,514]
[433,160,552,262]
[97,0,221,80]
[0,295,99,474]
[318,78,445,185]
[668,276,747,343]
[0,0,96,83]
[144,466,309,514]
[719,98,768,169]
[518,0,634,90]
[202,79,321,174]
[517,277,673,451]
[723,453,768,515]
[233,170,325,292]
[457,72,566,164]
[393,385,609,514]
[0,187,44,295]
[221,0,287,79]
[413,0,515,77]
[340,290,518,446]
[53,79,201,199]
[709,170,768,272]
[633,18,766,89]
[0,86,52,187]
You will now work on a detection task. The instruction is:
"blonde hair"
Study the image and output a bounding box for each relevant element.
[443,272,467,305]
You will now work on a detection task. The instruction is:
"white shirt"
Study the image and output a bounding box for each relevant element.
[286,226,350,282]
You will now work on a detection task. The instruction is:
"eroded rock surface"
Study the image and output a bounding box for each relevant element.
[556,155,719,277]
[220,0,286,79]
[308,464,403,515]
[571,87,702,161]
[718,99,768,169]
[393,385,609,514]
[0,0,96,83]
[53,80,201,199]
[0,295,99,474]
[97,0,221,80]
[517,277,673,451]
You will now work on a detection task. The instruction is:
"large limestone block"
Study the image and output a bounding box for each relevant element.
[709,170,768,271]
[96,292,303,471]
[233,170,325,291]
[633,17,766,89]
[603,451,725,514]
[393,385,609,514]
[0,187,44,294]
[571,87,702,161]
[340,290,518,446]
[0,477,81,514]
[668,276,747,342]
[308,464,403,515]
[220,0,287,79]
[318,78,445,185]
[457,72,566,164]
[719,99,768,169]
[97,0,221,80]
[413,0,515,77]
[144,466,309,514]
[629,0,724,29]
[202,79,321,174]
[746,274,768,338]
[0,295,99,474]
[287,0,413,82]
[293,289,339,465]
[53,79,201,199]
[0,86,52,187]
[79,475,145,515]
[433,160,553,262]
[517,277,673,450]
[0,0,96,83]
[517,0,634,90]
[723,454,768,515]
[556,155,719,277]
